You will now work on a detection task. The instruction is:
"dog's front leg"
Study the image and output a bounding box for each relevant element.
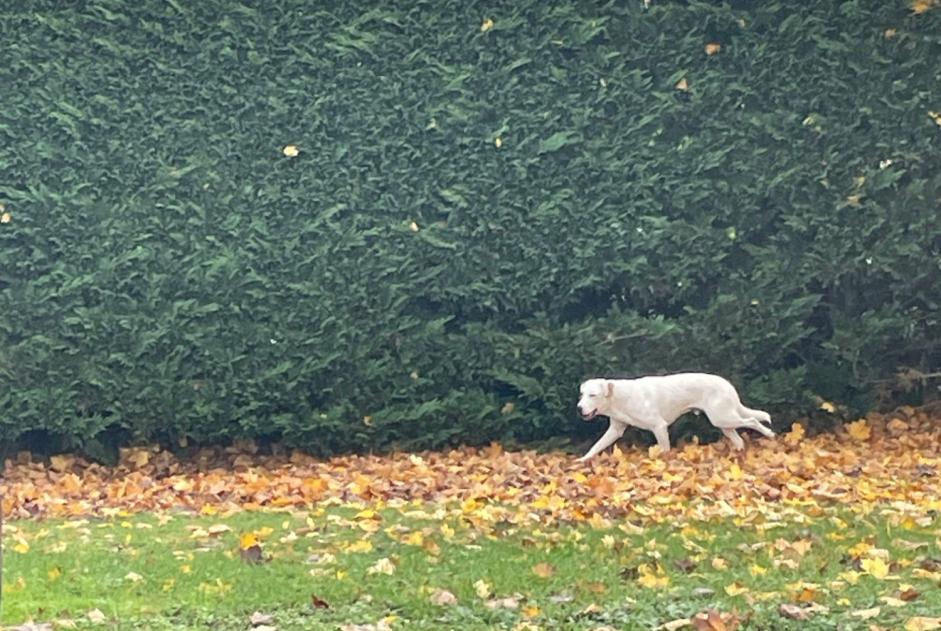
[650,424,672,453]
[577,422,625,462]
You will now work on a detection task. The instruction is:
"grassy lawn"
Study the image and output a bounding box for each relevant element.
[4,500,941,630]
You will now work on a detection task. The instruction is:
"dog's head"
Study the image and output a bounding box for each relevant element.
[577,378,614,421]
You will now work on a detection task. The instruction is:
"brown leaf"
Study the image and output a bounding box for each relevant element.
[900,587,921,602]
[310,595,330,609]
[532,562,556,578]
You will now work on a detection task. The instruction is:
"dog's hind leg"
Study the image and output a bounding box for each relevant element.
[740,416,775,438]
[739,405,772,426]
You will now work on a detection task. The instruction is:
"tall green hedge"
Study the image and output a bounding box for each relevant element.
[1,0,939,455]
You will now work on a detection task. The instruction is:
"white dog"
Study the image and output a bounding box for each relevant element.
[576,372,774,461]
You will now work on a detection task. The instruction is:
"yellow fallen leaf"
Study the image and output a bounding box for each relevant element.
[367,557,396,575]
[48,566,62,581]
[913,568,941,581]
[404,531,424,546]
[905,617,941,631]
[724,581,748,596]
[786,422,806,444]
[712,557,728,570]
[637,563,670,589]
[861,557,890,579]
[881,596,908,607]
[474,579,492,599]
[124,571,144,583]
[851,606,881,619]
[522,605,541,618]
[845,420,871,441]
[239,533,258,550]
[346,539,374,553]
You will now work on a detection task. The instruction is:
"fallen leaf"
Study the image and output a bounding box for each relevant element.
[475,579,493,599]
[905,617,941,631]
[778,603,810,621]
[250,612,274,626]
[862,557,890,579]
[430,588,458,605]
[367,557,396,575]
[532,562,556,578]
[486,595,522,610]
[86,610,107,624]
[850,607,881,619]
[846,420,872,441]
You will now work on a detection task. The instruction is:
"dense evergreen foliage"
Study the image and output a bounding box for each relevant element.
[2,0,939,455]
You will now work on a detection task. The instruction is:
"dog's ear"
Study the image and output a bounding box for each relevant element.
[605,380,614,397]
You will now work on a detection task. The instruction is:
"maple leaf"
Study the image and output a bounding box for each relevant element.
[845,420,872,441]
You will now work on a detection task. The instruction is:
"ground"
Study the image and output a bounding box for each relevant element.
[2,411,941,630]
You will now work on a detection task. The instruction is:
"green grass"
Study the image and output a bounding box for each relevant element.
[3,502,940,629]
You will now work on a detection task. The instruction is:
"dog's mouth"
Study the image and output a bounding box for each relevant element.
[580,409,598,421]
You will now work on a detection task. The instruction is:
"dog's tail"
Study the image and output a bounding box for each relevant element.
[741,405,772,426]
